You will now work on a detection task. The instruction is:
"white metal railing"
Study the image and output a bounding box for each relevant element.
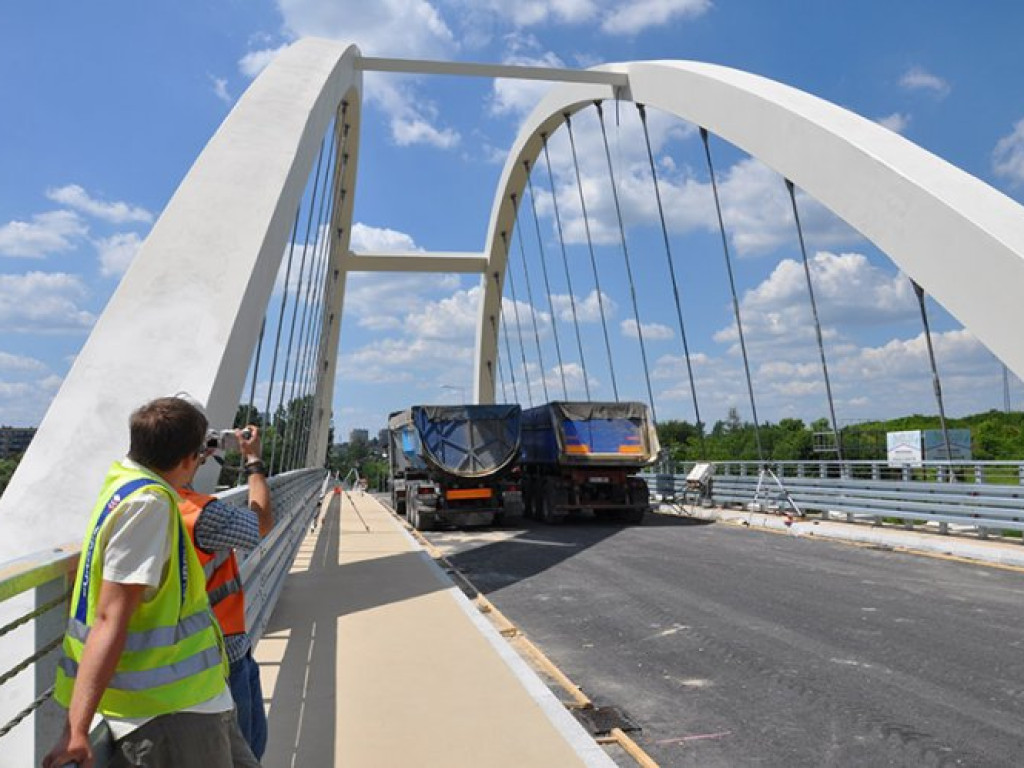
[0,467,326,766]
[646,460,1024,538]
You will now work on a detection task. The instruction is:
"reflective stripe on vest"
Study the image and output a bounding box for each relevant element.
[58,642,223,692]
[64,609,214,652]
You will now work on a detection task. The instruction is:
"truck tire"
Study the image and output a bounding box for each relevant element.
[623,478,648,524]
[407,484,420,529]
[540,481,567,524]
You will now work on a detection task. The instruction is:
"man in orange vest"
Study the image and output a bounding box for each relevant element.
[179,424,272,759]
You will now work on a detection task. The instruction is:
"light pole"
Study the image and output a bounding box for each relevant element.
[440,384,467,403]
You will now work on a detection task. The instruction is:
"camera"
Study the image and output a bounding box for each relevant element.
[205,428,252,454]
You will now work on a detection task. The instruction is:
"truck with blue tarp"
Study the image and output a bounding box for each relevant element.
[387,404,523,530]
[520,401,659,524]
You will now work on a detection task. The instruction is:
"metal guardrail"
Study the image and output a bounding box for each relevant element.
[645,460,1024,539]
[0,467,326,765]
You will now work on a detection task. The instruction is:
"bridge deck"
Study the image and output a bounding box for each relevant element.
[253,490,611,767]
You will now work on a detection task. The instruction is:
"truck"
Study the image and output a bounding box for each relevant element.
[387,404,523,530]
[520,401,660,524]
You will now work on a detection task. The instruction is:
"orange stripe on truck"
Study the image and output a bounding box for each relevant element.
[565,444,590,454]
[446,488,493,500]
[618,445,644,453]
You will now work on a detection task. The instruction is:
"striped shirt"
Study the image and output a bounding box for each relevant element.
[194,499,260,663]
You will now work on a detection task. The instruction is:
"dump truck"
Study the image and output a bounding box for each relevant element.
[520,401,660,524]
[387,404,523,530]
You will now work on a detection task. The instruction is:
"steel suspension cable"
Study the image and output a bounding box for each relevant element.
[283,208,327,470]
[302,115,352,466]
[566,112,618,400]
[543,131,590,399]
[495,271,520,403]
[492,319,509,402]
[282,144,335,472]
[786,179,844,462]
[637,104,706,455]
[911,280,955,468]
[293,115,349,468]
[512,192,549,402]
[700,127,764,461]
[525,161,568,399]
[245,317,267,427]
[596,101,657,421]
[269,134,330,475]
[263,205,306,460]
[501,230,534,407]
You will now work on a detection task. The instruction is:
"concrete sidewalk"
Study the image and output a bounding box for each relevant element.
[254,491,614,768]
[665,503,1024,569]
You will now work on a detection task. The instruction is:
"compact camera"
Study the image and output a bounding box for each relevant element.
[205,428,253,454]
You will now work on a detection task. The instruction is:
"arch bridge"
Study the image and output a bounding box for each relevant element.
[2,37,1024,765]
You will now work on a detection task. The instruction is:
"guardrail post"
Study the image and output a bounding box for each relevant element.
[818,462,826,479]
[797,463,805,478]
[901,465,910,483]
[871,463,880,481]
[974,464,984,484]
[34,577,68,763]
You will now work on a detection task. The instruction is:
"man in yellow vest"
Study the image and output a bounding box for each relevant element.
[43,396,259,768]
[179,424,271,759]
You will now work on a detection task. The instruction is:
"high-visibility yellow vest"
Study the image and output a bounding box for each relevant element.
[178,488,247,637]
[54,461,228,718]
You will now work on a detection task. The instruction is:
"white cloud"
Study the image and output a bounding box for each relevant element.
[452,0,709,34]
[621,318,673,340]
[390,115,460,149]
[0,272,95,333]
[993,118,1024,187]
[96,232,143,277]
[209,74,233,104]
[0,352,47,373]
[406,287,480,340]
[238,45,290,78]
[550,288,617,323]
[0,210,87,258]
[241,2,460,148]
[46,185,153,225]
[274,0,454,58]
[899,66,950,98]
[0,374,63,427]
[601,0,711,35]
[876,112,910,134]
[350,222,424,252]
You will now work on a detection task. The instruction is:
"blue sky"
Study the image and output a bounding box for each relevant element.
[2,1,1024,443]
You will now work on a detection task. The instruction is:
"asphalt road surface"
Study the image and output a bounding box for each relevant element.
[424,513,1024,767]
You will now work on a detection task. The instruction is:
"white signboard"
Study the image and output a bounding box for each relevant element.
[887,430,923,467]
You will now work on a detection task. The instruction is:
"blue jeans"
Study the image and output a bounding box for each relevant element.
[228,650,267,759]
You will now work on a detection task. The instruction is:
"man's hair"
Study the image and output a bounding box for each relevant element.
[128,396,209,472]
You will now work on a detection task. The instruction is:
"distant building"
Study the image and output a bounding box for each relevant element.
[349,428,369,445]
[0,427,35,459]
[378,428,388,447]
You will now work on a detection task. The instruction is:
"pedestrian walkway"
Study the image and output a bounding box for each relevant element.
[253,490,614,768]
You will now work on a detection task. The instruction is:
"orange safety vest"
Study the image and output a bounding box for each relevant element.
[178,488,247,637]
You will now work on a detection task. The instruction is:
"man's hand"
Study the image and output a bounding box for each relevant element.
[42,722,92,768]
[238,424,261,464]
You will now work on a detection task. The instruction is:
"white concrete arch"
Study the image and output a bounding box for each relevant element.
[0,38,360,555]
[474,61,1024,403]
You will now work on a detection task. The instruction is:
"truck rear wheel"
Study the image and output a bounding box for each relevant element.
[540,482,567,524]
